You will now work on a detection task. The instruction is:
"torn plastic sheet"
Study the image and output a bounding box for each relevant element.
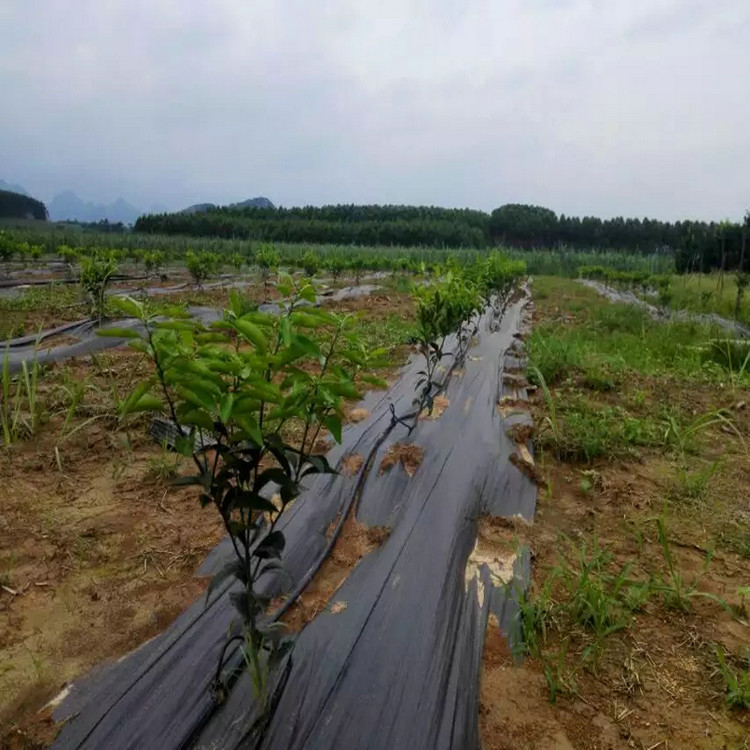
[52,290,537,750]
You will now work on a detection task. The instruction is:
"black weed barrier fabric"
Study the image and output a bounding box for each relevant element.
[52,290,536,750]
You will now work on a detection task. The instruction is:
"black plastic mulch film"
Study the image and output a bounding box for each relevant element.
[47,288,536,750]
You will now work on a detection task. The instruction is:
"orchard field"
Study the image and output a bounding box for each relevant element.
[0,227,747,749]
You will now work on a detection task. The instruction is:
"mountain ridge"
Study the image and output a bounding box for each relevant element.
[0,179,30,196]
[178,196,275,214]
[1,179,274,224]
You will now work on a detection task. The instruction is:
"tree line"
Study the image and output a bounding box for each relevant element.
[135,205,489,249]
[489,204,749,273]
[134,202,749,271]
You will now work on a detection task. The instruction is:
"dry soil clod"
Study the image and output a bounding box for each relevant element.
[419,394,450,420]
[379,443,424,477]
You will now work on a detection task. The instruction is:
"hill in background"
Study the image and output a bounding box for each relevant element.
[179,196,275,214]
[0,189,48,220]
[47,191,141,225]
[0,179,30,196]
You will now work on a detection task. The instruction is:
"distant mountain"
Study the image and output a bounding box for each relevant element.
[232,197,275,209]
[178,196,275,214]
[180,202,217,215]
[0,179,29,196]
[48,191,141,225]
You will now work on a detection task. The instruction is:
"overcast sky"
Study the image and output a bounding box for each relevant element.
[1,0,749,219]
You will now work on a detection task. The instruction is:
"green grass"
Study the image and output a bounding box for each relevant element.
[0,284,84,338]
[715,647,750,709]
[351,312,416,366]
[517,534,651,684]
[528,278,749,468]
[661,273,750,324]
[517,519,736,701]
[529,279,733,386]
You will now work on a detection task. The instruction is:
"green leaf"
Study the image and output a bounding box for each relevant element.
[290,312,323,328]
[245,382,282,403]
[276,277,293,297]
[176,434,198,457]
[325,380,361,399]
[235,414,263,447]
[301,453,337,478]
[223,487,278,513]
[97,327,141,339]
[255,467,297,493]
[234,318,268,353]
[232,394,261,414]
[228,520,247,535]
[339,348,365,366]
[291,334,320,358]
[126,394,163,413]
[120,379,153,415]
[219,393,234,423]
[154,320,200,332]
[195,332,229,345]
[360,374,388,388]
[229,590,248,618]
[179,408,214,432]
[299,284,317,303]
[276,345,306,367]
[322,414,342,443]
[177,385,218,413]
[110,295,143,318]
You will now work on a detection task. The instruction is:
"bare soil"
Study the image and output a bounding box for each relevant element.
[0,409,225,748]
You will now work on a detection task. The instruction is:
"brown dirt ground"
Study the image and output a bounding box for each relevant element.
[0,350,227,747]
[479,286,750,750]
[323,289,415,318]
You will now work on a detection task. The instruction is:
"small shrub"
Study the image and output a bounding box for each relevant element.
[413,271,481,410]
[143,250,164,276]
[301,250,319,277]
[324,255,345,282]
[80,250,118,323]
[185,250,219,287]
[229,252,244,274]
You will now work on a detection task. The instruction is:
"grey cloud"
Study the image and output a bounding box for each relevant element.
[1,0,749,220]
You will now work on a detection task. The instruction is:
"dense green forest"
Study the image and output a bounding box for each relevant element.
[135,202,748,272]
[0,190,48,221]
[135,205,489,249]
[490,204,749,273]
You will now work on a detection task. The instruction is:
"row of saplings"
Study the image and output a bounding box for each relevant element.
[1,231,484,293]
[102,252,526,736]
